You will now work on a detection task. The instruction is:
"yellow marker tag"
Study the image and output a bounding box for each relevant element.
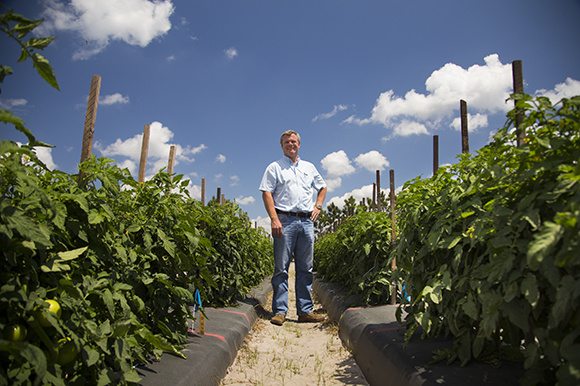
[199,313,205,335]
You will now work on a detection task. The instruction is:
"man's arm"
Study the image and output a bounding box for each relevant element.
[262,191,283,238]
[310,186,327,221]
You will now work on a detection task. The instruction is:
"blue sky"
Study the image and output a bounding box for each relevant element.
[1,0,580,231]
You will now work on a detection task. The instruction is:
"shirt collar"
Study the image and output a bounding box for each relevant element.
[284,155,300,165]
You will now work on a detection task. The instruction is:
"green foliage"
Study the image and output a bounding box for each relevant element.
[202,202,274,307]
[0,8,273,385]
[314,211,397,305]
[395,95,580,385]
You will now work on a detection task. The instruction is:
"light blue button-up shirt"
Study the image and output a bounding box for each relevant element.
[259,156,326,213]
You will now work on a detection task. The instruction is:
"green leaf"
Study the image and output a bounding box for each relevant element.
[31,53,59,91]
[83,346,100,367]
[57,246,88,261]
[88,209,105,224]
[527,221,564,269]
[521,273,539,308]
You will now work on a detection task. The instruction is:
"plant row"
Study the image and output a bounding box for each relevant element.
[0,10,273,386]
[313,95,580,386]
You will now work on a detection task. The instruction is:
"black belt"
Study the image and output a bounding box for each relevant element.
[276,209,312,218]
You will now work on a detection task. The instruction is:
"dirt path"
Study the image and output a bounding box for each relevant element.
[221,262,369,386]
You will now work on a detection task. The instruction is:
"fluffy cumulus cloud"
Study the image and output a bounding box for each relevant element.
[320,150,355,178]
[34,147,58,170]
[535,77,580,103]
[327,184,389,210]
[215,154,226,163]
[312,104,349,122]
[354,150,390,172]
[345,54,513,139]
[320,150,389,191]
[94,121,206,177]
[235,196,255,205]
[100,93,129,105]
[449,113,489,132]
[38,0,174,59]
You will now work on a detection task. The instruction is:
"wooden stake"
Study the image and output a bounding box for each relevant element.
[376,170,381,212]
[389,169,397,305]
[201,178,206,206]
[216,187,221,204]
[460,100,469,153]
[78,75,101,186]
[512,60,525,146]
[433,135,439,176]
[167,145,176,174]
[138,124,150,183]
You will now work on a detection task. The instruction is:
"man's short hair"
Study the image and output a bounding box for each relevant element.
[280,130,301,145]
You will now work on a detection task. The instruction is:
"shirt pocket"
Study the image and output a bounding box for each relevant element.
[298,169,314,189]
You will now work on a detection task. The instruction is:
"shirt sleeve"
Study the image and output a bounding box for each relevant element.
[311,165,326,192]
[259,162,277,193]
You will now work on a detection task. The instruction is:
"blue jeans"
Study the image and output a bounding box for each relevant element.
[272,214,315,316]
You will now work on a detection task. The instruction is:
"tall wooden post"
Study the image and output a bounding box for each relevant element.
[512,60,525,146]
[167,145,176,174]
[78,75,101,186]
[460,100,469,153]
[376,170,381,212]
[389,169,397,304]
[433,135,439,175]
[138,124,150,183]
[201,178,206,206]
[216,187,221,204]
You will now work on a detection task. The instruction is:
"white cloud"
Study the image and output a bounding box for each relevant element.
[354,150,390,172]
[224,47,238,60]
[230,175,240,186]
[214,174,223,182]
[100,93,129,105]
[254,215,272,235]
[327,184,389,210]
[345,54,513,138]
[449,113,488,132]
[34,147,58,170]
[391,120,430,138]
[324,177,343,193]
[94,121,206,176]
[320,150,355,178]
[0,98,27,110]
[235,196,255,205]
[167,55,175,62]
[312,104,348,122]
[38,0,174,60]
[535,77,580,103]
[216,154,226,163]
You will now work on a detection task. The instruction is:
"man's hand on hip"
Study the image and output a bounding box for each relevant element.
[271,217,283,238]
[310,207,321,222]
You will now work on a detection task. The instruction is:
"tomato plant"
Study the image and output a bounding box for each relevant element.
[34,299,62,327]
[3,324,27,341]
[56,337,77,365]
[0,7,273,386]
[314,211,398,306]
[394,95,580,385]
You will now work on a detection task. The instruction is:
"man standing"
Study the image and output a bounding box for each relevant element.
[259,130,327,326]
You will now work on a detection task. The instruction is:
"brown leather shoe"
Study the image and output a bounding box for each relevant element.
[270,314,286,326]
[297,313,326,323]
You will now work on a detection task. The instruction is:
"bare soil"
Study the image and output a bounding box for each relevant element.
[221,262,369,386]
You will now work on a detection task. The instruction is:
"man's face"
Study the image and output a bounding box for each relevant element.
[281,134,300,159]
